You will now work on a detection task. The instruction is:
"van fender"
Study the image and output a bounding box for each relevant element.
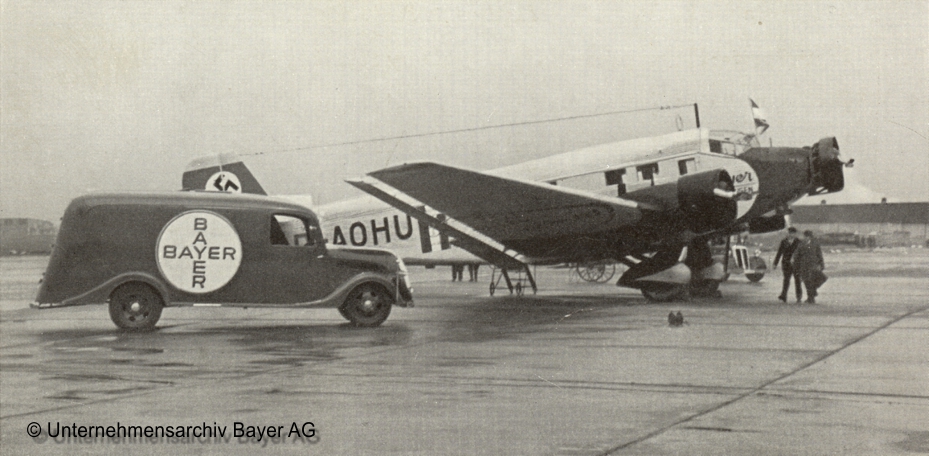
[32,272,171,309]
[298,272,408,309]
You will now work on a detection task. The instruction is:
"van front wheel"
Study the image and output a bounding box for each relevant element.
[109,282,163,331]
[340,283,392,327]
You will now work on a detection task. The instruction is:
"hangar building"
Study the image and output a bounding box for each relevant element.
[0,218,57,255]
[789,202,929,247]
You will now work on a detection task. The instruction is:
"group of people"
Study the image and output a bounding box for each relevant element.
[773,227,827,304]
[451,264,481,282]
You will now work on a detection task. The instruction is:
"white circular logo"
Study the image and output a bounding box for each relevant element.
[725,160,760,219]
[206,171,242,193]
[156,211,242,293]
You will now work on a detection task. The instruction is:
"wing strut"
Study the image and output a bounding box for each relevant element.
[347,177,527,271]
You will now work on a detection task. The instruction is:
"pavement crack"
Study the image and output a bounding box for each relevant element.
[599,304,929,455]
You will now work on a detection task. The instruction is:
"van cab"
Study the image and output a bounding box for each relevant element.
[33,192,413,330]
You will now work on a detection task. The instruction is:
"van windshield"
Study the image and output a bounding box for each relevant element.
[271,214,317,247]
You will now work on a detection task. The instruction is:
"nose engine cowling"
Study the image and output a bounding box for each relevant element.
[810,137,844,194]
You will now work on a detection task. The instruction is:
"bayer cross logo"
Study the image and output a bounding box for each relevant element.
[725,161,760,219]
[207,172,242,193]
[156,211,242,293]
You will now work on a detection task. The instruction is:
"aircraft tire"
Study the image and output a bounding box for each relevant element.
[108,282,163,331]
[489,282,496,296]
[341,282,393,327]
[641,284,687,302]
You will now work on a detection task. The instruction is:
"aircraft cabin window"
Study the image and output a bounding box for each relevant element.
[604,169,627,196]
[678,158,696,176]
[271,214,315,247]
[636,163,659,184]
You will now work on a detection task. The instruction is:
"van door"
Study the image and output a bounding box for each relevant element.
[261,214,337,303]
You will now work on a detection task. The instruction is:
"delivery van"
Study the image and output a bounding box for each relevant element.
[33,192,413,330]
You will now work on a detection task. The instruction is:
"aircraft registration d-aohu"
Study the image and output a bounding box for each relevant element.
[182,105,850,301]
[182,157,485,269]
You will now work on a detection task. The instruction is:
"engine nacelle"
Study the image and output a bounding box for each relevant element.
[677,169,738,233]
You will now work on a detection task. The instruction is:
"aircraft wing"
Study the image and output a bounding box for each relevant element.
[347,162,647,244]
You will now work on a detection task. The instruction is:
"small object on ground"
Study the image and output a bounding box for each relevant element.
[668,311,684,327]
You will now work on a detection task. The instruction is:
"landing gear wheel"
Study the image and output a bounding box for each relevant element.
[515,282,523,296]
[489,282,496,296]
[641,284,687,302]
[108,282,163,331]
[341,283,393,327]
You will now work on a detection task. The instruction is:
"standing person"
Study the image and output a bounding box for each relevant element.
[773,227,803,303]
[467,263,480,282]
[793,230,825,304]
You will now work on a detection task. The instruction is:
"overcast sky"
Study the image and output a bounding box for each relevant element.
[2,0,927,222]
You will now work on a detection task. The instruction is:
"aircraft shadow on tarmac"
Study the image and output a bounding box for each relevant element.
[427,294,648,344]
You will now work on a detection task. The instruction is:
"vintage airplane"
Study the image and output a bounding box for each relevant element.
[182,108,850,301]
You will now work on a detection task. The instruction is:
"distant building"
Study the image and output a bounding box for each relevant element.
[790,202,929,247]
[0,218,57,255]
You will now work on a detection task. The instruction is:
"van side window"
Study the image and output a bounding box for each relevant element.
[271,214,314,247]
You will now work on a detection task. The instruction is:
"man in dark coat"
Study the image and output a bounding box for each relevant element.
[773,227,802,302]
[793,230,825,304]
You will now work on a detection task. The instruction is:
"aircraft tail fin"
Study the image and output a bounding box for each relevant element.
[182,154,267,195]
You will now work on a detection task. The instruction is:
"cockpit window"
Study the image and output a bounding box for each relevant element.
[709,130,761,156]
[271,214,317,247]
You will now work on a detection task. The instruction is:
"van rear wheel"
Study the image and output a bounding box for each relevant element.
[340,283,392,327]
[109,282,163,331]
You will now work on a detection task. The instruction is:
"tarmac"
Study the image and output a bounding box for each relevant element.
[1,250,927,455]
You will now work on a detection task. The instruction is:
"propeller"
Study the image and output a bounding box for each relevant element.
[810,137,846,194]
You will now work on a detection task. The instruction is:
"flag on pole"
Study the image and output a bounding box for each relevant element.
[750,98,769,135]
